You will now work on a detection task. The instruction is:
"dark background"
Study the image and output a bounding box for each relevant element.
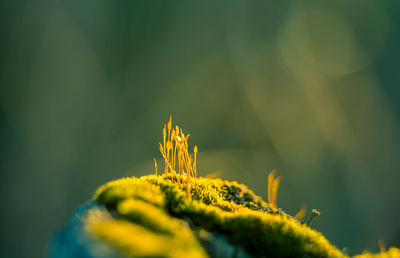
[1,1,400,257]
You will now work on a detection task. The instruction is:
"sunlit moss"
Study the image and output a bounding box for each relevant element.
[94,177,165,208]
[353,247,400,258]
[87,174,347,257]
[156,116,199,200]
[85,207,207,258]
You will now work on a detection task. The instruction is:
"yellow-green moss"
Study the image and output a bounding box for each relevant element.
[85,208,206,258]
[86,174,398,258]
[94,177,165,208]
[353,248,400,258]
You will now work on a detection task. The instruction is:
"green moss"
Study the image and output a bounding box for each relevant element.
[85,174,398,258]
[353,248,400,258]
[85,208,206,258]
[94,177,165,208]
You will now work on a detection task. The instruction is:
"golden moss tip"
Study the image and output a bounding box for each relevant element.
[267,169,280,210]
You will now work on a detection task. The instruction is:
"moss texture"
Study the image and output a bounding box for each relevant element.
[77,174,396,257]
[353,248,400,258]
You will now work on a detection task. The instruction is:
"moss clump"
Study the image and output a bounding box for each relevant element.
[86,174,338,257]
[353,248,400,258]
[85,202,206,258]
[94,177,165,208]
[85,174,400,257]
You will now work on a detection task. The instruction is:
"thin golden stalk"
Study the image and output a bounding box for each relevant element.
[154,158,158,176]
[267,170,275,207]
[272,175,281,209]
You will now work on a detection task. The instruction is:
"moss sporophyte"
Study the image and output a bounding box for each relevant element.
[79,117,400,257]
[154,115,198,201]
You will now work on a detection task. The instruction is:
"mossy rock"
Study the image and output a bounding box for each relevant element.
[49,174,399,258]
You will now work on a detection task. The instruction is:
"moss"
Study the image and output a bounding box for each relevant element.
[85,207,206,258]
[86,174,350,257]
[94,177,165,208]
[85,174,400,257]
[353,247,400,258]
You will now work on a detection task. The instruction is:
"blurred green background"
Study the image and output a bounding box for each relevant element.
[1,1,400,257]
